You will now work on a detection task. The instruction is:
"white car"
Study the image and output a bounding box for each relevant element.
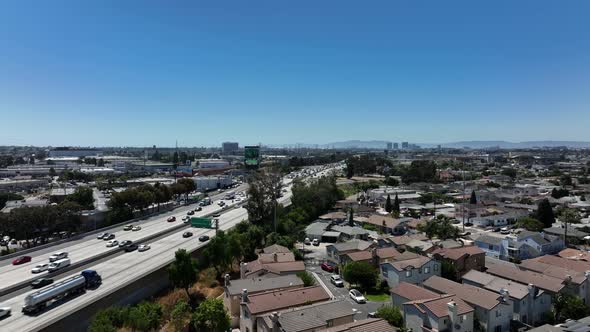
[330,275,344,287]
[31,263,49,274]
[106,240,119,247]
[349,289,366,303]
[138,244,151,252]
[48,252,68,262]
[182,216,190,222]
[132,226,141,231]
[0,306,11,319]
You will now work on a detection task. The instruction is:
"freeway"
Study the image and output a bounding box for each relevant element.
[0,165,341,331]
[0,184,247,296]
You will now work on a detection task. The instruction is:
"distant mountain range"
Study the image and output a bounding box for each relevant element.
[318,140,590,149]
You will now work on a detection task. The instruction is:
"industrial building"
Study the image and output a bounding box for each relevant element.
[193,175,233,191]
[222,142,239,155]
[48,147,103,158]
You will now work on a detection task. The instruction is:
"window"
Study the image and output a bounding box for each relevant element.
[488,244,494,250]
[327,320,334,327]
[243,309,249,319]
[424,267,430,274]
[496,310,501,317]
[460,315,466,323]
[434,264,438,272]
[406,270,412,277]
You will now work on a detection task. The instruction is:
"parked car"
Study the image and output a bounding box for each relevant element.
[167,216,176,222]
[304,238,311,245]
[349,289,366,304]
[106,240,119,247]
[31,263,49,274]
[103,233,115,240]
[321,262,337,273]
[119,240,132,248]
[198,235,210,242]
[123,224,133,231]
[330,275,344,287]
[465,222,473,227]
[493,227,501,232]
[31,278,53,289]
[132,226,141,231]
[367,311,377,318]
[183,231,193,238]
[124,243,138,252]
[0,306,11,319]
[12,256,32,265]
[138,244,151,252]
[49,252,68,262]
[312,239,320,246]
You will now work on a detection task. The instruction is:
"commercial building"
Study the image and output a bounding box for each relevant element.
[222,142,239,155]
[393,143,399,150]
[402,142,409,149]
[196,159,230,170]
[0,177,48,192]
[386,142,393,150]
[48,147,103,158]
[192,175,233,191]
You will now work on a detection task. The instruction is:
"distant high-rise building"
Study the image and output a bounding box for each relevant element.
[386,142,393,150]
[401,142,409,149]
[222,142,239,155]
[393,143,399,150]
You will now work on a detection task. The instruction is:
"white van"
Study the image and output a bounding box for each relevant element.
[47,258,71,272]
[49,252,68,262]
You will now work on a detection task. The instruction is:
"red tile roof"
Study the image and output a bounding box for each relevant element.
[390,282,441,301]
[245,286,330,314]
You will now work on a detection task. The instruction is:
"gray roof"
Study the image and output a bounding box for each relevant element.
[474,234,503,246]
[327,239,372,252]
[306,221,329,234]
[276,300,355,332]
[544,226,589,239]
[332,225,369,236]
[225,274,303,296]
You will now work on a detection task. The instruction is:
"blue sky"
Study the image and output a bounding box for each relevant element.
[1,1,589,147]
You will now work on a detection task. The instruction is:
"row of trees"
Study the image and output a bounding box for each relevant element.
[417,215,460,240]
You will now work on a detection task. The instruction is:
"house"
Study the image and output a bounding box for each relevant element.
[364,214,406,235]
[432,245,485,280]
[544,226,590,241]
[256,300,356,332]
[404,239,435,254]
[380,256,441,287]
[319,211,348,222]
[383,234,429,250]
[423,276,513,332]
[403,295,475,332]
[499,231,564,261]
[326,239,374,264]
[331,225,370,241]
[558,248,590,261]
[485,257,566,295]
[240,259,305,279]
[324,318,397,332]
[462,270,552,325]
[474,234,503,258]
[471,211,528,228]
[340,247,402,267]
[390,282,441,307]
[527,316,590,332]
[223,274,304,328]
[262,244,292,254]
[240,286,331,332]
[306,221,330,242]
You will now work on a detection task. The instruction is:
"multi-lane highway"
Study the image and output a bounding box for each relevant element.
[0,165,341,331]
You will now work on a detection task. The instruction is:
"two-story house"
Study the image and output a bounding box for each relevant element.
[256,300,355,332]
[326,239,374,264]
[424,276,513,332]
[380,256,441,287]
[499,231,564,261]
[432,245,486,280]
[390,282,442,307]
[404,296,475,332]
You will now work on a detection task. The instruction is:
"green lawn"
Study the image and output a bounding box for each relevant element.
[364,292,390,302]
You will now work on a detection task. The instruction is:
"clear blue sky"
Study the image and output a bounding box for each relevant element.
[1,1,589,147]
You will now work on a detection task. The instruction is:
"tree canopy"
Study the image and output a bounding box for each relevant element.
[536,199,555,228]
[168,249,199,303]
[342,261,379,291]
[192,298,231,332]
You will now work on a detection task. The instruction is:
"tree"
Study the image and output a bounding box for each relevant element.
[581,195,586,201]
[552,188,570,199]
[296,271,315,287]
[376,305,403,327]
[88,313,117,332]
[470,190,477,205]
[245,170,282,227]
[345,160,354,179]
[170,300,192,332]
[172,151,179,169]
[385,194,392,213]
[502,168,517,179]
[393,193,400,213]
[384,176,399,187]
[552,293,590,323]
[536,199,555,228]
[0,192,24,210]
[402,160,437,184]
[201,231,232,276]
[342,261,378,291]
[441,260,458,281]
[516,217,545,232]
[127,302,163,332]
[192,298,231,332]
[168,249,199,304]
[65,187,95,210]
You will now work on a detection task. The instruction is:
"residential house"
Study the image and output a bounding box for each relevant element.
[558,248,590,261]
[262,244,292,254]
[340,247,402,267]
[544,226,590,241]
[528,316,590,332]
[499,231,564,261]
[240,286,331,332]
[471,211,527,228]
[331,225,370,241]
[383,234,429,250]
[462,270,552,325]
[404,239,435,254]
[240,254,305,279]
[390,282,441,307]
[432,246,485,280]
[256,300,355,332]
[319,211,348,222]
[306,221,330,242]
[364,214,406,235]
[326,239,374,264]
[324,318,397,332]
[404,295,475,332]
[474,234,503,259]
[423,276,513,332]
[223,274,304,328]
[485,257,566,296]
[380,256,441,287]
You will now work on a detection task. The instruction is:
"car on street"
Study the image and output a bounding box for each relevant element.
[183,231,193,238]
[12,256,32,265]
[312,239,320,246]
[182,215,190,221]
[304,238,311,245]
[31,263,49,274]
[198,235,210,242]
[132,226,141,231]
[500,227,510,234]
[212,213,221,218]
[123,224,133,231]
[49,252,68,262]
[218,201,225,207]
[0,306,11,319]
[31,278,53,289]
[330,275,344,287]
[138,244,151,252]
[167,216,176,222]
[349,289,366,304]
[321,262,337,273]
[119,240,133,248]
[96,233,108,239]
[194,207,202,212]
[103,233,115,240]
[124,243,138,252]
[464,222,473,227]
[106,240,119,247]
[187,210,195,215]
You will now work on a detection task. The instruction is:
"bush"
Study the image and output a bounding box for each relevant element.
[376,305,403,327]
[296,271,316,287]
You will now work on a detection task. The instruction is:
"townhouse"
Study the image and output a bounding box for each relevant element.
[432,245,485,280]
[404,295,475,332]
[380,255,441,287]
[256,300,355,332]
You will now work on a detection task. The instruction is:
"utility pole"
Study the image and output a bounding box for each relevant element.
[462,159,466,232]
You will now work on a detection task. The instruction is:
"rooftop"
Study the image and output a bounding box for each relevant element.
[390,282,441,301]
[245,286,330,315]
[273,300,354,332]
[387,256,432,271]
[405,295,474,318]
[325,318,397,332]
[225,274,304,296]
[485,257,564,293]
[423,276,503,310]
[432,245,484,261]
[462,270,532,300]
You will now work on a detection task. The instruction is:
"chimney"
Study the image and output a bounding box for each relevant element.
[270,311,280,332]
[240,262,248,279]
[241,289,248,303]
[500,288,509,302]
[224,274,231,287]
[565,275,572,284]
[447,301,458,326]
[273,253,278,263]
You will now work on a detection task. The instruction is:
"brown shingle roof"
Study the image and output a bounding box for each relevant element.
[262,244,291,254]
[244,260,305,277]
[405,295,474,318]
[558,248,590,261]
[344,251,372,262]
[389,256,432,271]
[388,234,429,246]
[519,259,586,285]
[325,318,397,332]
[390,282,441,301]
[528,255,590,274]
[258,252,296,263]
[485,260,564,293]
[423,276,502,310]
[245,286,330,314]
[432,246,484,261]
[376,247,401,259]
[367,214,400,229]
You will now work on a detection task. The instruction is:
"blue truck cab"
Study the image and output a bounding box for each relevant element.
[81,270,102,287]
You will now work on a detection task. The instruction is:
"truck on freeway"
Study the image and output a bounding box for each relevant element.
[22,270,102,314]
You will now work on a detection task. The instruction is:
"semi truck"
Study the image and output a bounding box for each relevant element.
[22,270,102,314]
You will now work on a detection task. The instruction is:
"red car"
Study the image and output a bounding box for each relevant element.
[321,262,337,273]
[12,256,32,265]
[167,216,176,222]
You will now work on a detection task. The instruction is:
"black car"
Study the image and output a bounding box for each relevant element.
[493,227,501,232]
[31,278,53,289]
[183,231,193,238]
[198,235,210,242]
[465,222,473,227]
[187,210,195,215]
[195,207,202,212]
[212,213,221,218]
[124,243,138,252]
[119,240,133,248]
